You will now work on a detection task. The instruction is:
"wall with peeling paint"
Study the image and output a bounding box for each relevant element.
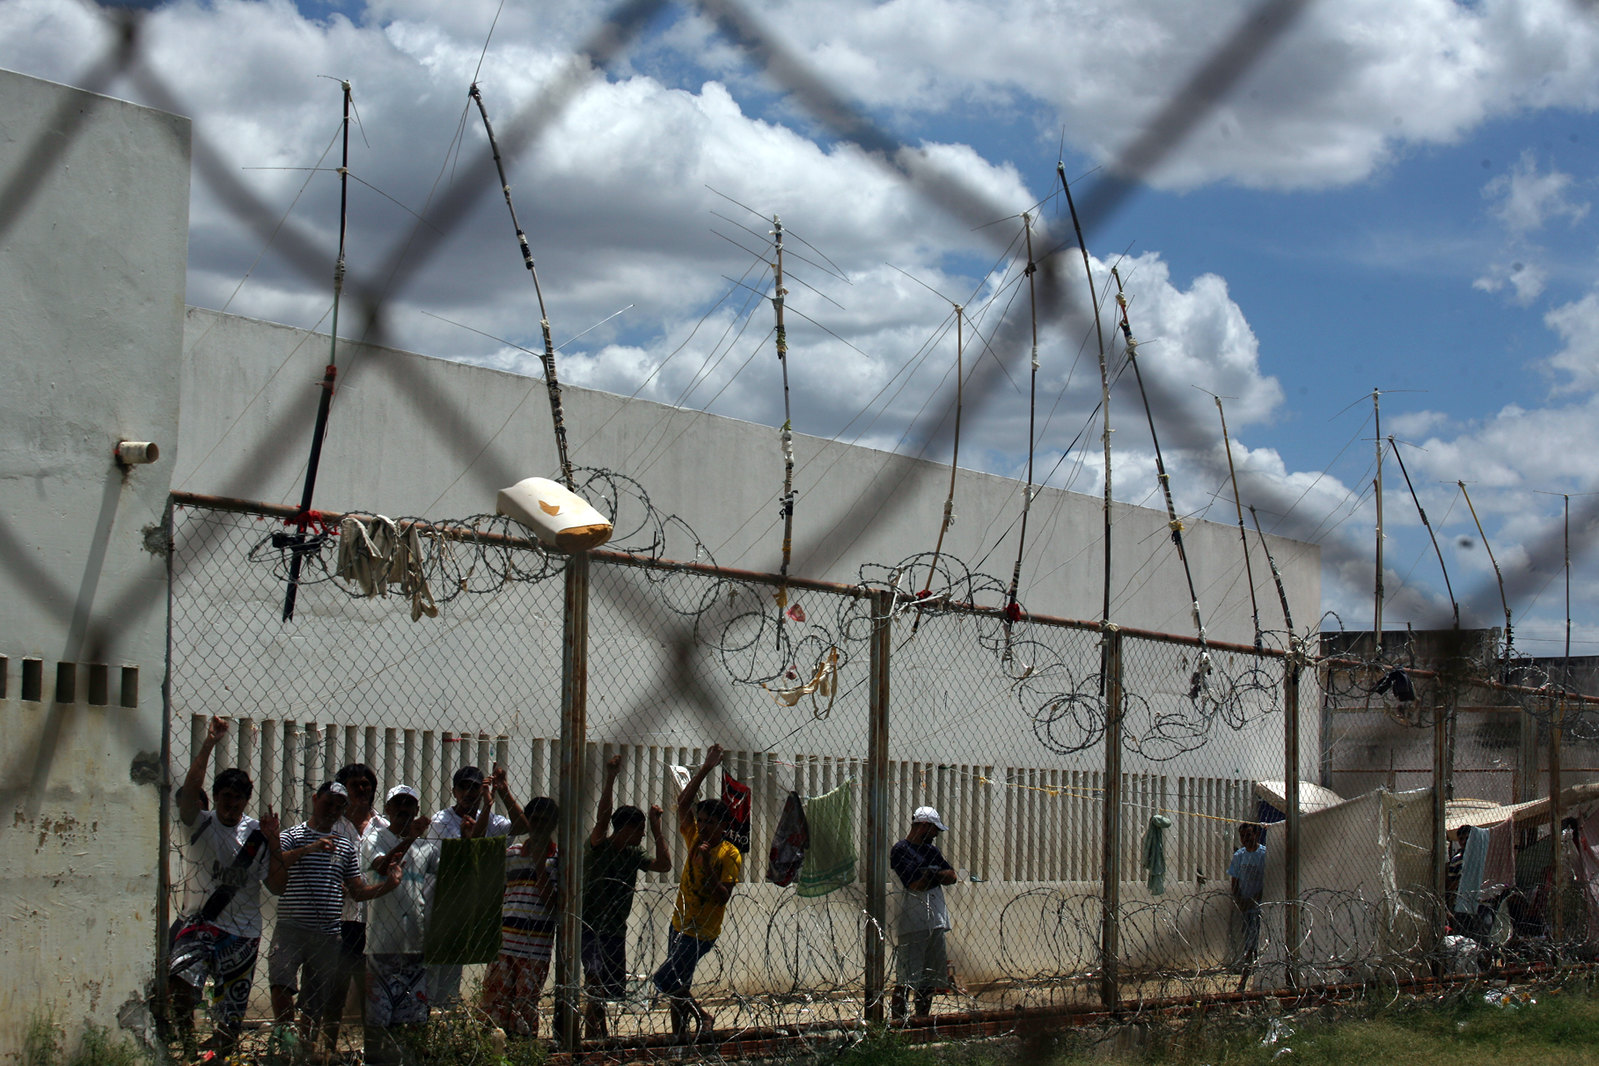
[0,68,188,1060]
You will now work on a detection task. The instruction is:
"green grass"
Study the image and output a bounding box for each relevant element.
[22,1015,63,1066]
[818,986,1599,1066]
[1052,987,1599,1066]
[66,1025,146,1066]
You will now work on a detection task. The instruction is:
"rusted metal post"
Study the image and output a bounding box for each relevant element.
[1099,627,1124,1009]
[864,589,892,1022]
[554,554,589,1050]
[1283,644,1302,986]
[1550,700,1564,945]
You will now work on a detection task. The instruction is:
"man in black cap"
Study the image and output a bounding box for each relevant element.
[424,764,532,1004]
[265,781,400,1061]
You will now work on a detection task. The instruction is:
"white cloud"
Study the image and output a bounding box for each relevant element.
[1473,259,1549,306]
[1485,150,1590,235]
[7,0,1599,645]
[1543,291,1599,392]
[663,0,1599,191]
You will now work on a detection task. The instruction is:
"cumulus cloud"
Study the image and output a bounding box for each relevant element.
[7,0,1599,647]
[657,0,1599,191]
[1485,151,1590,235]
[1543,291,1599,392]
[1474,152,1588,305]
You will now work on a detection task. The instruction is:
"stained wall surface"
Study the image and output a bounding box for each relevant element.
[0,69,190,1060]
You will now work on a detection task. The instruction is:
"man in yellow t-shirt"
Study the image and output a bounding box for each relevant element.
[651,743,741,1038]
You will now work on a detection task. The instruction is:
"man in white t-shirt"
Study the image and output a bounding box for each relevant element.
[324,762,382,1051]
[361,785,436,1066]
[425,764,531,1004]
[168,716,281,1059]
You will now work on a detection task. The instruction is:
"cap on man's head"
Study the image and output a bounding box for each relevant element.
[912,806,948,832]
[453,766,485,789]
[386,784,420,805]
[316,781,349,799]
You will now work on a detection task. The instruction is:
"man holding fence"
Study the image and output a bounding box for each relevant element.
[425,763,532,1004]
[652,744,740,1039]
[584,754,672,1038]
[167,715,279,1060]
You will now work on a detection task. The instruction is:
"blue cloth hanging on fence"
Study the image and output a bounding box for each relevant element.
[1142,814,1172,895]
[1454,825,1490,914]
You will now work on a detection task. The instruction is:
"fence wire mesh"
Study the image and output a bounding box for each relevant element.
[157,495,1599,1065]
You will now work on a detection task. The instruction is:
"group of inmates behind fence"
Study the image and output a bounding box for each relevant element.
[166,717,1305,1062]
[164,718,836,1061]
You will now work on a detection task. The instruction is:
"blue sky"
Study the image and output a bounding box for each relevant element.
[6,0,1599,658]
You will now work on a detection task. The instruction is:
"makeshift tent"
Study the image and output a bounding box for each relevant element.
[1259,787,1434,985]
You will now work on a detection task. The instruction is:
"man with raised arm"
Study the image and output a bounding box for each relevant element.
[265,780,401,1062]
[167,715,278,1060]
[360,785,437,1066]
[425,763,530,1005]
[583,754,671,1038]
[651,744,741,1039]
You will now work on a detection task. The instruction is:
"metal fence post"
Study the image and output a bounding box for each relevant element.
[1099,626,1123,1010]
[154,500,176,1032]
[1431,693,1448,952]
[554,554,589,1051]
[864,589,891,1023]
[1550,699,1564,944]
[1283,644,1301,986]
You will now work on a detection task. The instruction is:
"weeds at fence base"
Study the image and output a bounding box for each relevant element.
[24,1013,145,1066]
[390,1014,548,1066]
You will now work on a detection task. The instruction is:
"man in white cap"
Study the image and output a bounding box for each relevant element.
[889,806,957,1022]
[360,785,436,1066]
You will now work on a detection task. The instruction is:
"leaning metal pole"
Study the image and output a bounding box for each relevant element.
[1284,644,1302,987]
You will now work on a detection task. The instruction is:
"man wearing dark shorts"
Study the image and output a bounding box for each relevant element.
[582,754,671,1037]
[267,781,399,1062]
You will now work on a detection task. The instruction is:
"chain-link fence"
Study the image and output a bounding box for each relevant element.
[1319,631,1599,991]
[172,490,1599,1065]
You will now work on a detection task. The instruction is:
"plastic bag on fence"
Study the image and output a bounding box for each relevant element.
[423,836,505,964]
[722,770,752,854]
[766,791,809,886]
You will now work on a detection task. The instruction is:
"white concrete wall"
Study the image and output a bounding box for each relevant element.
[0,68,189,1059]
[176,307,1320,643]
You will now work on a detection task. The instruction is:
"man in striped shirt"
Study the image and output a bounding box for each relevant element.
[482,796,560,1037]
[265,780,401,1062]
